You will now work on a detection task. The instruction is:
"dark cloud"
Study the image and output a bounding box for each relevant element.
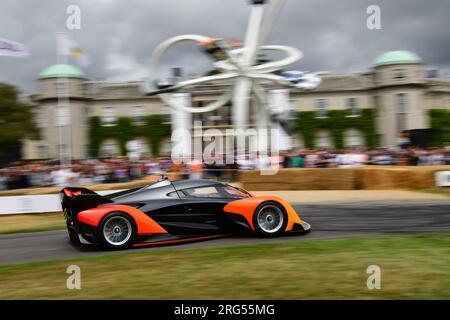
[0,0,449,93]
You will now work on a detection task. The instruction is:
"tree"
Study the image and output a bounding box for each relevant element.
[0,83,39,165]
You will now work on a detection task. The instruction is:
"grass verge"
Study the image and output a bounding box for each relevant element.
[1,233,450,299]
[0,213,65,235]
[414,188,450,198]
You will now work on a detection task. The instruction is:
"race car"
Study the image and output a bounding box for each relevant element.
[60,179,310,250]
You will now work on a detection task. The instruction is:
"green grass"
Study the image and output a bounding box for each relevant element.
[414,188,450,198]
[0,213,65,235]
[1,233,450,299]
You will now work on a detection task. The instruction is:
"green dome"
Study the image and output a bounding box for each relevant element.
[38,64,86,79]
[374,51,423,67]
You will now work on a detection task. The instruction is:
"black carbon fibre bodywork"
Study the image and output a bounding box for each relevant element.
[105,179,251,235]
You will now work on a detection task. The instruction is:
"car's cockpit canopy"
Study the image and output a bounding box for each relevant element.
[177,184,250,199]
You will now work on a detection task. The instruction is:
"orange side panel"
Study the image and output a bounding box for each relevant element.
[223,196,302,232]
[77,205,167,235]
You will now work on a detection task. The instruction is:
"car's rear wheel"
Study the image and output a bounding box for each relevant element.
[97,212,137,250]
[253,202,287,237]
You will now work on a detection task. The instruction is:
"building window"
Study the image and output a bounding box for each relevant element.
[126,138,150,157]
[315,99,328,118]
[373,96,381,117]
[132,106,146,125]
[57,144,68,160]
[393,69,407,80]
[56,105,70,127]
[84,145,90,158]
[100,139,120,157]
[375,71,382,83]
[163,113,172,124]
[344,128,365,147]
[79,84,85,95]
[292,133,305,150]
[396,93,408,114]
[347,97,360,116]
[81,106,89,126]
[378,134,385,147]
[426,69,438,79]
[396,93,408,132]
[37,145,48,159]
[315,129,333,148]
[83,82,94,95]
[101,106,117,126]
[55,82,67,94]
[35,107,48,128]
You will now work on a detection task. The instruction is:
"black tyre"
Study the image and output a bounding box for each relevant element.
[66,222,81,245]
[253,201,288,237]
[97,212,137,250]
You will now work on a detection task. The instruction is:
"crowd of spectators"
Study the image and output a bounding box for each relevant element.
[0,157,173,190]
[281,146,450,168]
[0,146,449,190]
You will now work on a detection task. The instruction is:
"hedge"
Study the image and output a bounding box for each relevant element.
[429,109,450,147]
[88,115,171,157]
[295,108,377,149]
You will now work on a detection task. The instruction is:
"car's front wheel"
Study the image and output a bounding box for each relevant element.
[253,202,287,237]
[97,212,137,250]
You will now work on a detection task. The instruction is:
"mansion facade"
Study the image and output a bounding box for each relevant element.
[23,50,450,160]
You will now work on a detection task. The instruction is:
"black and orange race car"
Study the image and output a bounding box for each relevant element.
[60,179,310,250]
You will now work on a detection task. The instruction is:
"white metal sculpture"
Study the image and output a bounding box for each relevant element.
[148,0,321,153]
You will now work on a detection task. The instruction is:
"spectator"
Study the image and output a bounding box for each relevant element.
[0,170,6,190]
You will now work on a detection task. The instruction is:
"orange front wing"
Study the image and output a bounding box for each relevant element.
[223,196,303,232]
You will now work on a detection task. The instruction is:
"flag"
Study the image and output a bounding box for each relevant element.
[0,38,29,57]
[57,33,91,66]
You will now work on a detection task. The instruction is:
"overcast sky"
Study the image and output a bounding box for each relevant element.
[1,0,449,93]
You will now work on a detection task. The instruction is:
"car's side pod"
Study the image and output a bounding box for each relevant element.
[223,196,302,232]
[77,205,168,235]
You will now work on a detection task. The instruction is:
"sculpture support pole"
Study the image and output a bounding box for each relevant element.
[258,0,286,48]
[234,3,265,156]
[255,0,285,163]
[170,93,192,162]
[253,84,269,171]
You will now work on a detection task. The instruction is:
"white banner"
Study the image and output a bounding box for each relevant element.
[435,171,450,187]
[0,38,29,57]
[0,190,123,215]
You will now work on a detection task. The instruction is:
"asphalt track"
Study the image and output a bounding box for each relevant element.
[1,199,449,265]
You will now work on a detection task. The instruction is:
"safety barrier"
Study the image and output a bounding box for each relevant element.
[0,190,122,215]
[239,166,450,191]
[1,168,448,214]
[0,175,180,215]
